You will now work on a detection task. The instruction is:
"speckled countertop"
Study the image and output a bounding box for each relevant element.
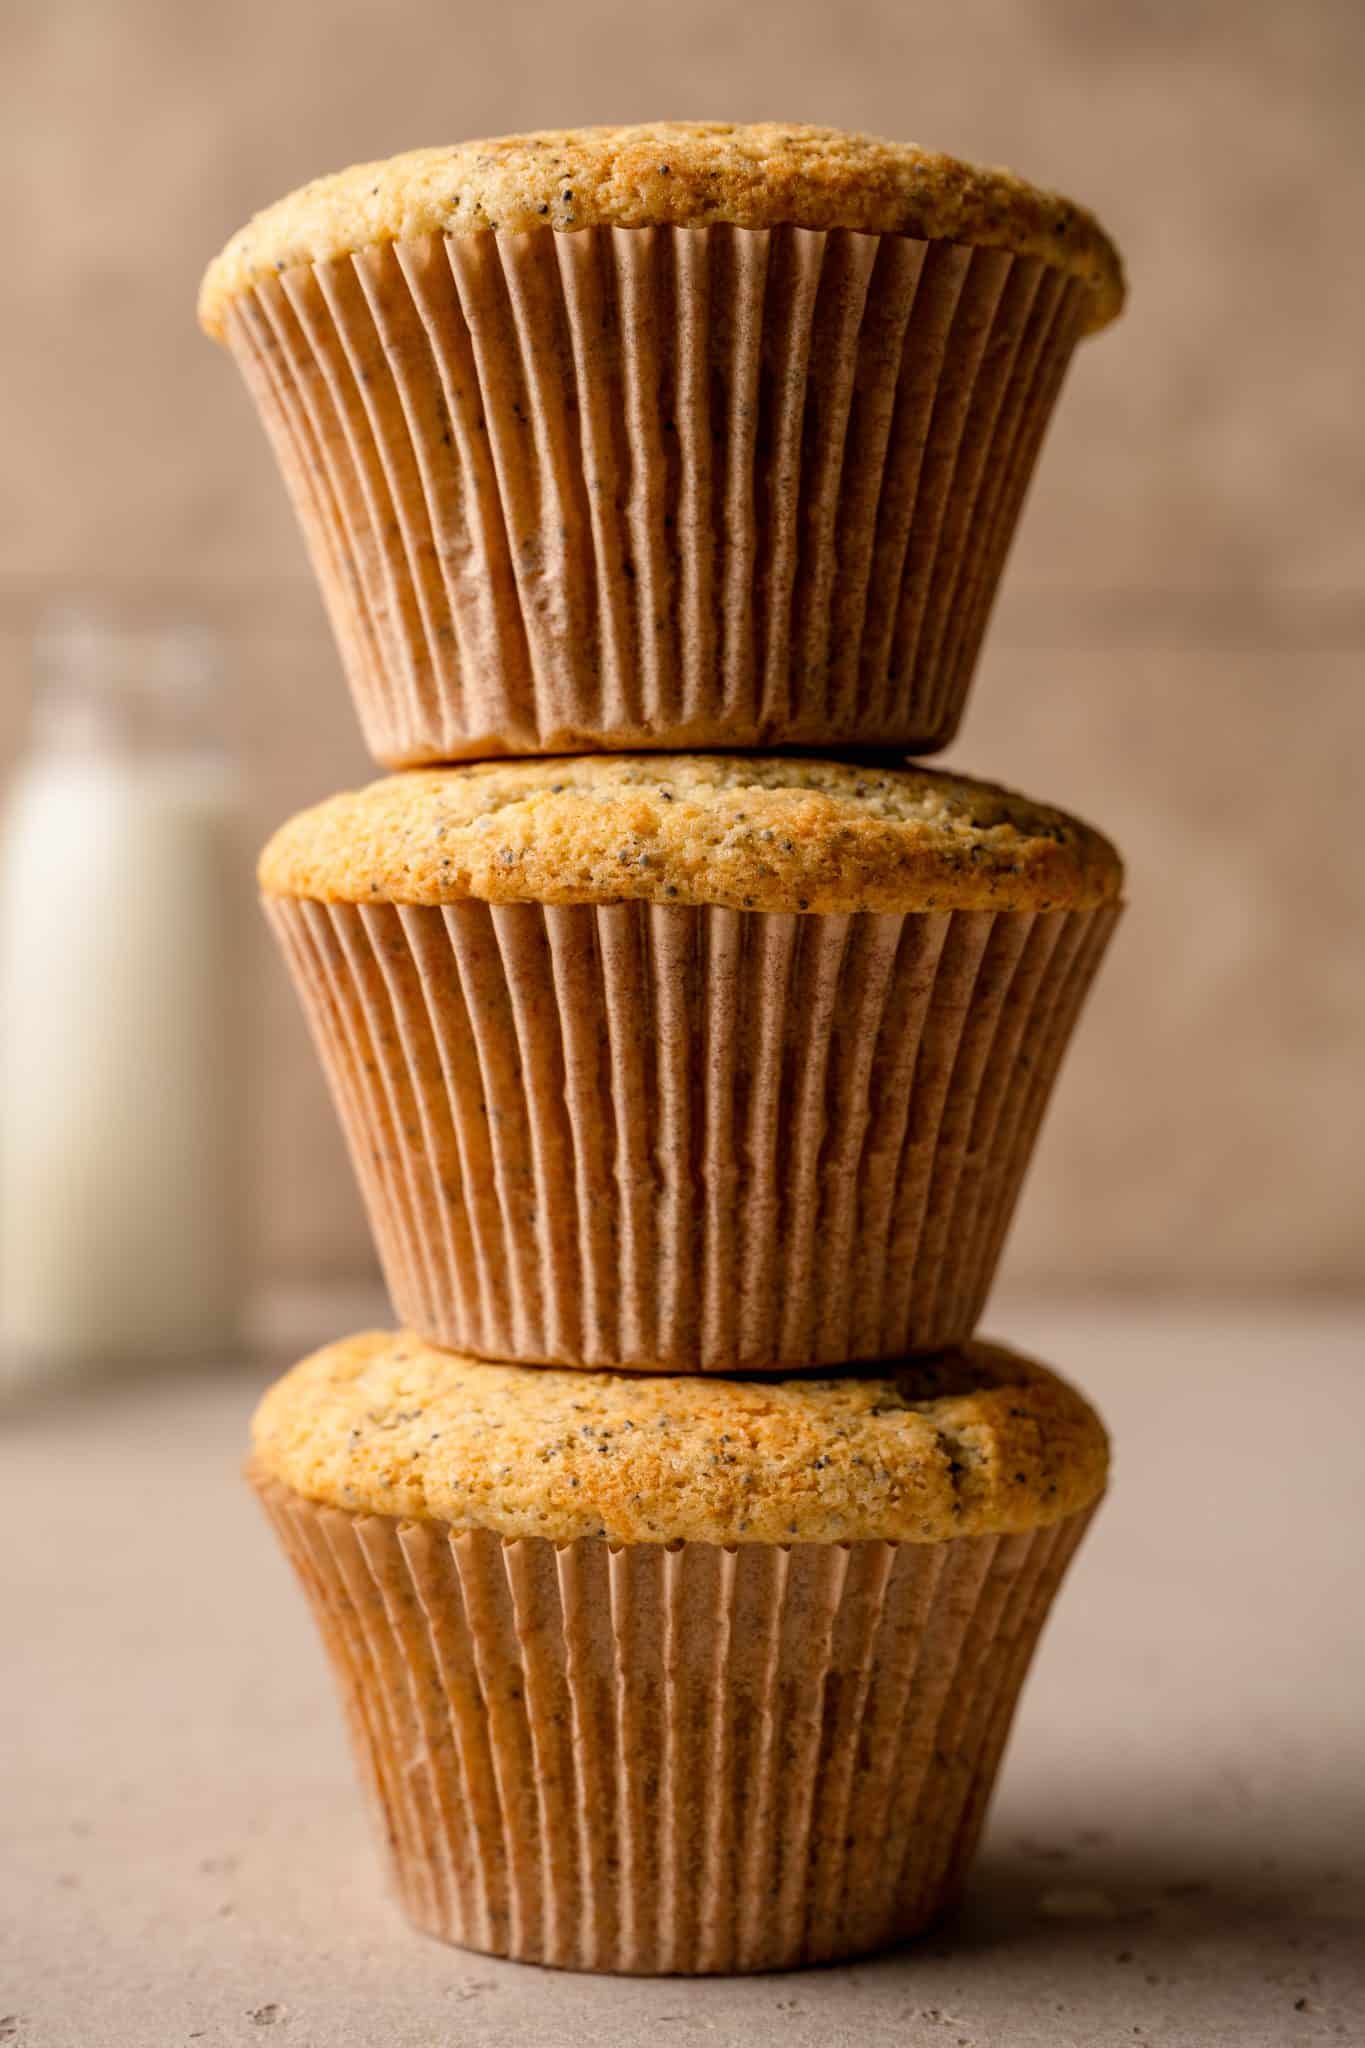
[3,1299,1362,2048]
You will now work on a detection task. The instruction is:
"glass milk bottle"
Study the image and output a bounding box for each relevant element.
[0,608,243,1386]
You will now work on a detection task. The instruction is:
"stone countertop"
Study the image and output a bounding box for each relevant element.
[3,1300,1363,2047]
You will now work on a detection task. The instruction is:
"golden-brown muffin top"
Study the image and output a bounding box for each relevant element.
[199,121,1124,339]
[250,1331,1108,1546]
[258,756,1123,916]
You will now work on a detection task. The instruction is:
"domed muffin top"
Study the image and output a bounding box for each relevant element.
[251,1330,1109,1546]
[258,755,1123,917]
[199,121,1124,338]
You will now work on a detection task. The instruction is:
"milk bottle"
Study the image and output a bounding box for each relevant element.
[0,609,243,1384]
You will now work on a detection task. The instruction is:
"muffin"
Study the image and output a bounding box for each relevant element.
[200,122,1124,766]
[250,1330,1109,1973]
[260,756,1123,1370]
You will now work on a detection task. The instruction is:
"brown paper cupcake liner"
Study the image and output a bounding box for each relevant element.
[255,1473,1095,1973]
[266,897,1118,1369]
[227,226,1090,765]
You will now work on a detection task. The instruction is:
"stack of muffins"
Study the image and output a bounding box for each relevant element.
[200,122,1126,1974]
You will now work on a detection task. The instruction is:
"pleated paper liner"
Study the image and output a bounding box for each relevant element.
[265,897,1119,1371]
[227,225,1091,765]
[254,1473,1096,1973]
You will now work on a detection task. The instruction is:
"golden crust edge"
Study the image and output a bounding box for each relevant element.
[247,1332,1110,1548]
[255,771,1125,917]
[198,122,1124,339]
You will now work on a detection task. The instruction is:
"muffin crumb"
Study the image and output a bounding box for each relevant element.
[249,1331,1109,1547]
[258,756,1123,917]
[199,121,1124,338]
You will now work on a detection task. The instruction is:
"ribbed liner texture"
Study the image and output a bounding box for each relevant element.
[256,1477,1095,1973]
[227,226,1089,764]
[265,896,1118,1370]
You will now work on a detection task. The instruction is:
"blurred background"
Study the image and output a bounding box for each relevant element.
[2,0,1362,1355]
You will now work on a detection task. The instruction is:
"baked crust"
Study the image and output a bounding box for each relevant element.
[257,756,1123,917]
[250,1330,1109,1546]
[199,121,1124,338]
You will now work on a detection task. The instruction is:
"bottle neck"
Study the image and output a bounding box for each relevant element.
[30,607,224,762]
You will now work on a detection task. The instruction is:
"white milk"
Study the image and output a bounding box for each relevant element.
[0,628,242,1381]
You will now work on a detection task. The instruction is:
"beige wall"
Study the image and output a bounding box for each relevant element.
[3,0,1363,1296]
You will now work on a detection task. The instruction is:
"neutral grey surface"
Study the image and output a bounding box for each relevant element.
[3,1299,1363,2047]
